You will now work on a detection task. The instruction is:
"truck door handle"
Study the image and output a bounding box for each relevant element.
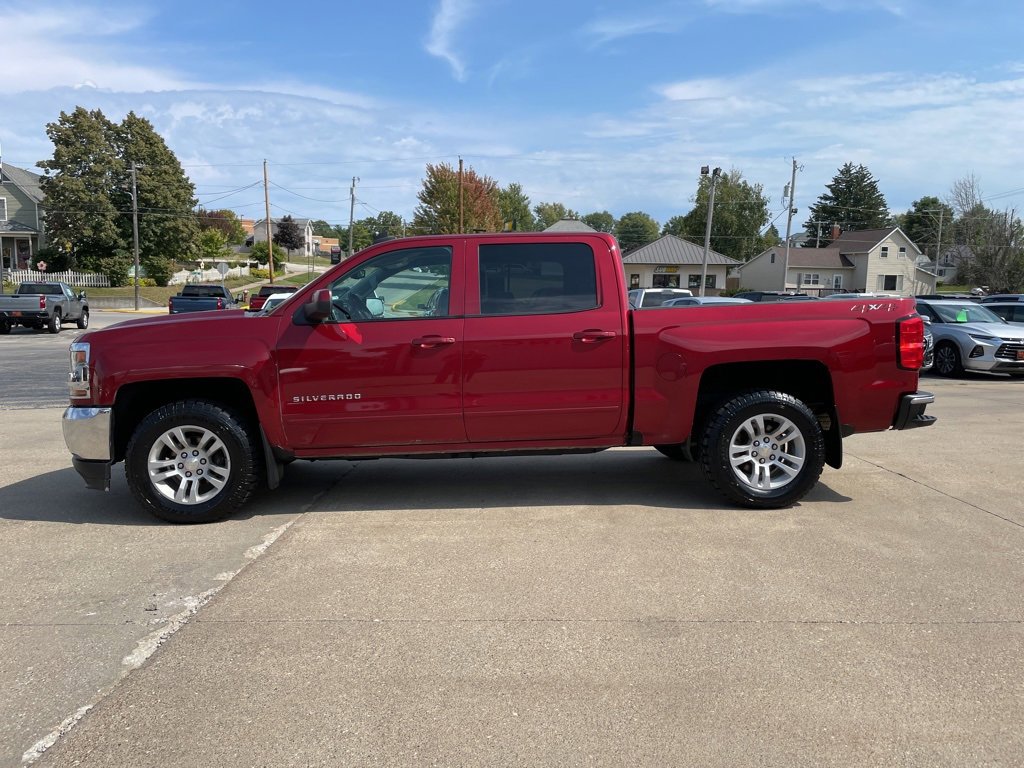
[411,335,456,348]
[573,330,616,343]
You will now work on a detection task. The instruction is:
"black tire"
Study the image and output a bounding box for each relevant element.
[77,309,90,329]
[0,317,10,335]
[125,400,262,524]
[654,444,690,461]
[48,312,62,334]
[933,341,963,378]
[700,390,825,509]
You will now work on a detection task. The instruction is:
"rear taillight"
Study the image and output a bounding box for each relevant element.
[168,297,174,311]
[898,315,925,370]
[39,295,46,310]
[216,297,224,309]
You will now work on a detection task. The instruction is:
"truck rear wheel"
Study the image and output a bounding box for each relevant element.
[48,312,62,333]
[125,400,262,524]
[700,390,824,509]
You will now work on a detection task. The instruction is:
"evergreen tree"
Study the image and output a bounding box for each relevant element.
[274,215,305,254]
[615,212,660,253]
[498,183,536,231]
[804,163,890,246]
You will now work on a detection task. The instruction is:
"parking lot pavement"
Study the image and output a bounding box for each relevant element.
[14,377,1024,767]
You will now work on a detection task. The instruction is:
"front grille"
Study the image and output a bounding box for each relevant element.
[995,342,1024,361]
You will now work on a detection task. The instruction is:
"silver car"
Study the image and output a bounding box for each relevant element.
[915,299,1024,378]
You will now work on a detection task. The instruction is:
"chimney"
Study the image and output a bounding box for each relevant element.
[831,224,842,241]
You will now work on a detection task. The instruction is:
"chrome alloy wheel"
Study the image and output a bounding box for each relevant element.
[728,413,806,491]
[146,425,232,505]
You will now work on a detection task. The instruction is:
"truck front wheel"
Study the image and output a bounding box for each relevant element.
[125,400,262,524]
[77,309,89,329]
[700,390,824,509]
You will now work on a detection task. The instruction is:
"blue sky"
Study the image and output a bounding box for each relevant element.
[3,0,1024,231]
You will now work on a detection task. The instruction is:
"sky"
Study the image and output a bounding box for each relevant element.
[3,0,1024,233]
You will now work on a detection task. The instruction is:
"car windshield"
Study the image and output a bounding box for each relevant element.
[934,303,1003,324]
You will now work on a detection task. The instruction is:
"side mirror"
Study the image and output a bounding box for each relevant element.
[366,298,385,317]
[79,291,87,300]
[303,289,333,323]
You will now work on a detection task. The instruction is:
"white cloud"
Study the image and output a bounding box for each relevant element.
[582,14,683,45]
[425,0,477,81]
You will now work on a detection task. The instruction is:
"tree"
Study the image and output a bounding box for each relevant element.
[311,219,341,238]
[362,211,405,239]
[665,170,774,262]
[948,176,1024,291]
[615,211,660,253]
[197,208,246,245]
[413,162,501,234]
[582,211,615,233]
[804,163,890,246]
[248,240,287,271]
[274,215,305,254]
[38,107,128,284]
[893,196,953,259]
[337,223,374,254]
[197,228,231,264]
[498,183,536,231]
[533,202,579,230]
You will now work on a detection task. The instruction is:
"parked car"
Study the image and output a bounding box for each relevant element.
[661,297,753,307]
[0,281,89,334]
[915,299,1024,377]
[922,327,935,372]
[168,284,242,314]
[627,288,694,308]
[733,291,818,302]
[984,302,1024,326]
[260,292,297,313]
[247,285,299,312]
[979,294,1024,304]
[824,292,902,300]
[61,231,934,523]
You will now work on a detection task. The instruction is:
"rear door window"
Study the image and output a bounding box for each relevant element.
[477,242,598,315]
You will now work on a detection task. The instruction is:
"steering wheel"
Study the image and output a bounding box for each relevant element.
[332,292,372,321]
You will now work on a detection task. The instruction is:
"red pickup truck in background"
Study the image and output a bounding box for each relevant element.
[62,232,934,523]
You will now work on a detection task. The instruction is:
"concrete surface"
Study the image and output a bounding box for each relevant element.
[2,375,1022,766]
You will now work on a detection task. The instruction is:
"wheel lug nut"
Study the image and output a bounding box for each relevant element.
[200,459,207,465]
[770,454,776,460]
[197,469,203,475]
[186,471,192,477]
[181,452,187,458]
[177,463,184,469]
[193,450,199,456]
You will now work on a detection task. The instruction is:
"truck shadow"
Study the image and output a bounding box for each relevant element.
[0,449,851,525]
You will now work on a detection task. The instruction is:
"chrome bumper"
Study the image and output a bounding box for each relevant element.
[62,407,112,461]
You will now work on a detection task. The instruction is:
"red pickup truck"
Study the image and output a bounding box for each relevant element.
[62,232,934,523]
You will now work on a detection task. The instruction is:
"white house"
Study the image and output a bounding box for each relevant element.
[252,217,315,258]
[736,227,937,296]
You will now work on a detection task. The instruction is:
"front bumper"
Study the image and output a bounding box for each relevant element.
[63,407,113,490]
[892,391,937,430]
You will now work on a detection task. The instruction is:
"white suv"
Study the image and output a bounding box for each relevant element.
[628,288,694,308]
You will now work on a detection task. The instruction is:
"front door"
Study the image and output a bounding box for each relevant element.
[276,243,467,450]
[462,238,627,443]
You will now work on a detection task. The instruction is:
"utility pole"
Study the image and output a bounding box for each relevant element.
[699,166,722,298]
[783,157,799,292]
[458,156,464,234]
[263,160,275,284]
[131,162,141,311]
[934,208,944,265]
[347,176,359,258]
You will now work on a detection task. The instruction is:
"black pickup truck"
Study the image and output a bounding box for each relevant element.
[167,284,243,314]
[0,281,89,333]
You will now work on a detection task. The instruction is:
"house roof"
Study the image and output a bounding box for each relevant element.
[0,163,44,203]
[0,220,40,234]
[544,218,597,233]
[832,227,919,253]
[256,217,312,228]
[621,234,739,266]
[738,245,854,270]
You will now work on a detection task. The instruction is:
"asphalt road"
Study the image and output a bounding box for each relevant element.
[2,319,1023,767]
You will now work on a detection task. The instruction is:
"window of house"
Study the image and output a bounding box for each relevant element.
[629,274,640,289]
[0,197,7,221]
[833,275,842,289]
[801,273,820,285]
[878,274,904,291]
[478,242,598,315]
[770,253,775,264]
[880,246,889,257]
[898,246,907,258]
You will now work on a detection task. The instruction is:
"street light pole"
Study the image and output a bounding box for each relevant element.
[700,166,721,298]
[131,162,142,311]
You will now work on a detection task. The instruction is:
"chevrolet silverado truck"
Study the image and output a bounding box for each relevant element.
[62,232,935,523]
[167,283,241,314]
[0,281,89,334]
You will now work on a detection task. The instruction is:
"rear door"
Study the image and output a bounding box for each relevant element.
[276,241,467,450]
[462,237,628,443]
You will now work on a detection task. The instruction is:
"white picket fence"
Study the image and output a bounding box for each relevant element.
[3,269,111,287]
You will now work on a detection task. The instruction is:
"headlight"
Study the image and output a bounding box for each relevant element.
[69,342,91,399]
[967,334,997,343]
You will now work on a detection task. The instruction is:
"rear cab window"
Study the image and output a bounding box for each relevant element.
[474,242,598,316]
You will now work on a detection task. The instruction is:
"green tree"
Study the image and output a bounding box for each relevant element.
[804,163,890,246]
[894,196,953,259]
[362,211,405,239]
[197,228,231,264]
[533,202,579,230]
[582,211,615,233]
[274,215,305,254]
[197,208,246,244]
[615,211,660,253]
[115,112,199,285]
[38,107,128,284]
[311,219,341,238]
[413,162,501,234]
[248,240,287,270]
[337,223,374,253]
[498,183,536,231]
[948,176,1024,291]
[669,170,775,261]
